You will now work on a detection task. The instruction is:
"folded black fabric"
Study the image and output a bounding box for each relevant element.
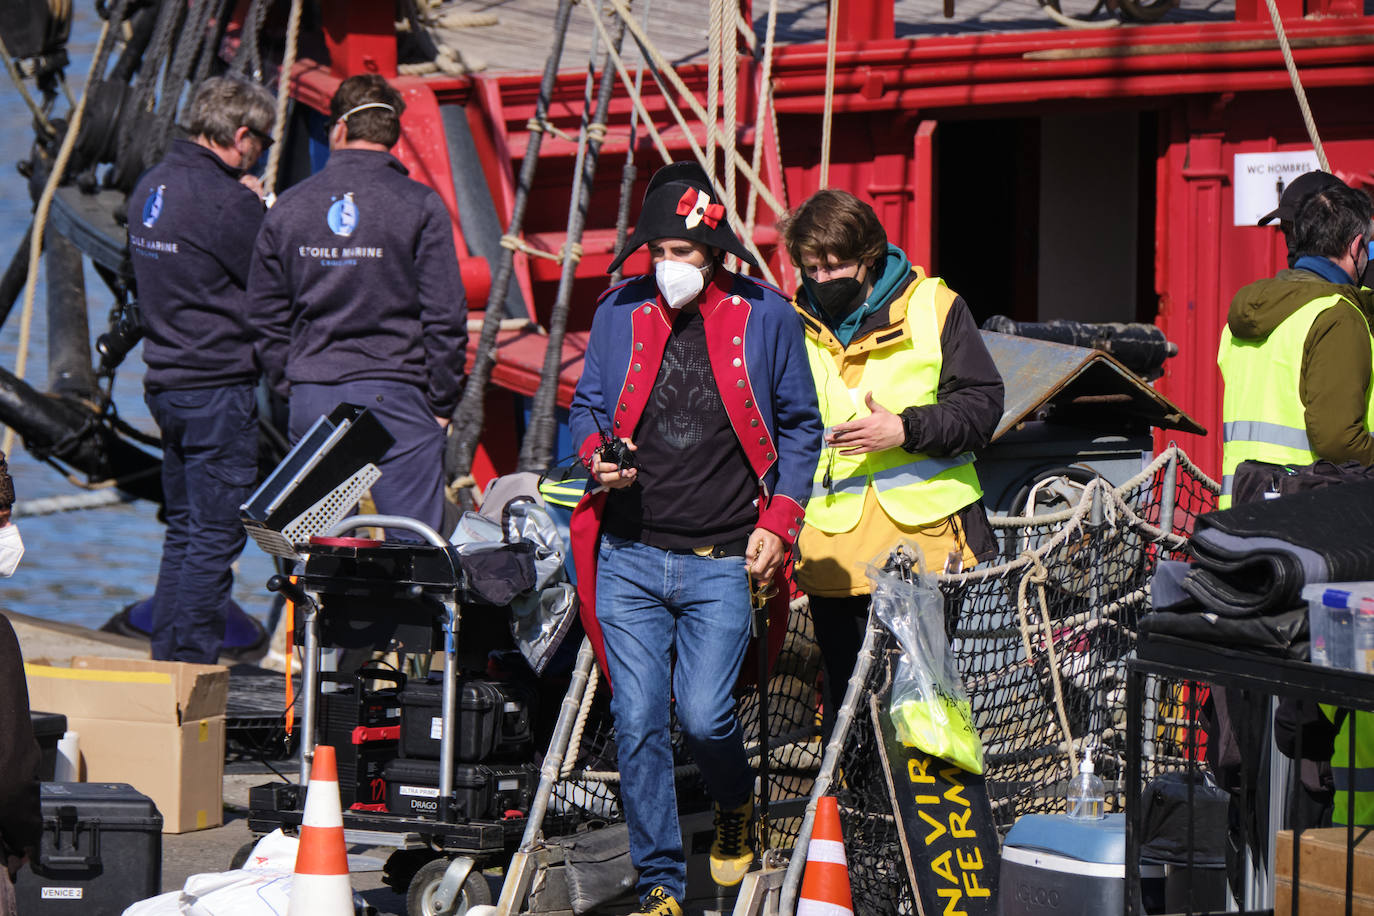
[1137,605,1309,659]
[1150,560,1200,613]
[455,541,537,606]
[1184,480,1374,616]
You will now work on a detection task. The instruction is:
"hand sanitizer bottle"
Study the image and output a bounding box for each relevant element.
[1067,747,1106,820]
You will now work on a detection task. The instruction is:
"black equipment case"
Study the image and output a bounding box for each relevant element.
[12,782,162,914]
[381,758,537,820]
[398,677,533,761]
[318,667,404,809]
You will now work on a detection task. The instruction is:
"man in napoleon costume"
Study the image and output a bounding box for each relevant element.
[568,162,821,915]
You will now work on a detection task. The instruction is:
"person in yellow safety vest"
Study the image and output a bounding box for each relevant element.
[1217,181,1374,510]
[1314,707,1374,826]
[777,189,1004,737]
[1221,181,1374,828]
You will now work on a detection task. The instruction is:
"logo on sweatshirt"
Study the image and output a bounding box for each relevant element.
[327,192,359,237]
[141,184,165,228]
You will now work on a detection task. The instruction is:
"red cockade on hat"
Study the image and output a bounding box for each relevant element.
[677,188,725,230]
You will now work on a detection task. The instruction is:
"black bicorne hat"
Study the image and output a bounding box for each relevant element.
[606,161,759,274]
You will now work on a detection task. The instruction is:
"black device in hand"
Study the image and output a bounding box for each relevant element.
[593,414,637,472]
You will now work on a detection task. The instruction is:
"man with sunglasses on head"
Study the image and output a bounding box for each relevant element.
[778,189,1003,739]
[130,75,275,663]
[250,74,468,538]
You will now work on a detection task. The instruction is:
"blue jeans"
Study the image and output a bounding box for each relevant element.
[596,534,754,901]
[146,385,258,663]
[289,381,447,538]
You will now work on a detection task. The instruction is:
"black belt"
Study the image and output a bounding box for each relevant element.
[687,535,751,559]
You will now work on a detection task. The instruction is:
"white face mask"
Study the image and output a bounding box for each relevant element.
[0,524,23,577]
[655,259,709,309]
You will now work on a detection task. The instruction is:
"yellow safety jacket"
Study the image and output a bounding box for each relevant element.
[1216,295,1374,509]
[1321,707,1374,826]
[803,276,983,533]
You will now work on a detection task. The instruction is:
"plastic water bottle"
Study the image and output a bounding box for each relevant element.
[1066,747,1106,820]
[1357,599,1374,674]
[1308,597,1330,666]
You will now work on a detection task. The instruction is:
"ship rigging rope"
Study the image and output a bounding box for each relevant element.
[588,2,773,283]
[594,0,782,285]
[819,0,837,189]
[604,0,788,221]
[3,4,124,458]
[743,0,782,258]
[445,0,579,486]
[262,0,303,197]
[1263,0,1328,172]
[718,0,740,271]
[707,0,721,176]
[0,35,57,138]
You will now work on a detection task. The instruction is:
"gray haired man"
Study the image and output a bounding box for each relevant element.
[128,75,275,663]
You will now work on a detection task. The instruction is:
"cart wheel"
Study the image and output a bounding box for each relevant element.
[406,858,492,916]
[229,840,258,870]
[384,848,440,894]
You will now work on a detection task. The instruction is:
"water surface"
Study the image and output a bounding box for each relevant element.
[0,8,275,632]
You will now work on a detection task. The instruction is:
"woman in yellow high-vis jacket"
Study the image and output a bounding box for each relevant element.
[778,189,1004,736]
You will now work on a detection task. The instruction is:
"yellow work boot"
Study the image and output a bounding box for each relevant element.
[709,797,755,886]
[631,885,682,916]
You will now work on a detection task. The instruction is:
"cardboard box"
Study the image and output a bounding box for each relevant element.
[1276,827,1374,898]
[1275,827,1374,915]
[1276,878,1374,916]
[24,657,229,833]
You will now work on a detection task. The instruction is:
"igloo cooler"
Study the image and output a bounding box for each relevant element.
[999,814,1163,916]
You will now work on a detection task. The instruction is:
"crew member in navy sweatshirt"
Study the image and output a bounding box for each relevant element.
[250,74,468,536]
[129,76,275,664]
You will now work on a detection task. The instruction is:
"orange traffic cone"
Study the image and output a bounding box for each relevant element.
[796,796,854,916]
[289,745,354,914]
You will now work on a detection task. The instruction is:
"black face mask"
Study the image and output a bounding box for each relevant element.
[803,275,866,318]
[1361,246,1374,289]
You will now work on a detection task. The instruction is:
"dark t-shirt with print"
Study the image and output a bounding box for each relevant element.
[602,308,757,550]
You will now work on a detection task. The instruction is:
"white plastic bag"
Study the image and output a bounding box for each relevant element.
[121,831,301,916]
[870,545,985,774]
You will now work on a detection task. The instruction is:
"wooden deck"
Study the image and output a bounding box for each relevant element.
[431,0,1237,76]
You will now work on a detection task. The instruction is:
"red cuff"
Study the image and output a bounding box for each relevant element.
[757,493,806,547]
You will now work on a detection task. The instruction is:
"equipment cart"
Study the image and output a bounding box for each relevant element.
[244,514,547,916]
[237,407,566,916]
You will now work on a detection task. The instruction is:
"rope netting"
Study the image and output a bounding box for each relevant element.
[523,446,1222,913]
[541,596,824,836]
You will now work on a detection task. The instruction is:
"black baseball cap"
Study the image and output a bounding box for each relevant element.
[1257,170,1346,226]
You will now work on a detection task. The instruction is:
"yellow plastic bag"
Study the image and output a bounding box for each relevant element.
[891,695,984,774]
[871,544,986,774]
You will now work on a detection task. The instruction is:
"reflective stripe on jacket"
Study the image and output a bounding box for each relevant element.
[1216,294,1374,509]
[803,275,982,533]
